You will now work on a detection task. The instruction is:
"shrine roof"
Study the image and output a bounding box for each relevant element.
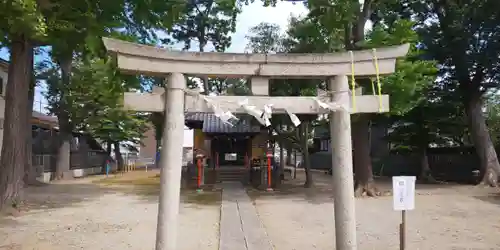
[185,112,261,134]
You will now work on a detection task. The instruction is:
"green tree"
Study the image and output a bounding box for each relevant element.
[81,59,148,171]
[40,0,186,179]
[245,22,284,53]
[41,0,126,179]
[148,0,243,156]
[0,0,47,208]
[165,0,241,93]
[485,93,500,147]
[43,55,148,171]
[386,86,465,182]
[396,0,500,186]
[305,0,437,196]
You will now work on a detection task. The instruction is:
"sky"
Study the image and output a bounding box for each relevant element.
[0,1,308,114]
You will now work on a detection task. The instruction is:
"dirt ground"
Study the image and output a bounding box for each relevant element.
[1,170,500,250]
[0,171,220,250]
[249,171,500,250]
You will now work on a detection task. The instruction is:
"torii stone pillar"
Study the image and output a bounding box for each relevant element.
[102,37,410,250]
[155,73,185,250]
[329,75,356,248]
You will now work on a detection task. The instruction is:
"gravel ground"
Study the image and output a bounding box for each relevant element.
[251,171,500,250]
[2,170,499,250]
[0,171,220,250]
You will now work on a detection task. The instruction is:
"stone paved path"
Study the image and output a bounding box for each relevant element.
[219,182,273,250]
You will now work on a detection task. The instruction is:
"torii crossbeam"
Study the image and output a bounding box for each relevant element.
[102,37,410,250]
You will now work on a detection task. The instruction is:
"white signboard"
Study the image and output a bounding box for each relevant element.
[224,153,237,161]
[392,176,416,211]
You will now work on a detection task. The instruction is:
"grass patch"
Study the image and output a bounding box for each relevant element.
[183,190,221,206]
[93,172,161,186]
[93,171,221,206]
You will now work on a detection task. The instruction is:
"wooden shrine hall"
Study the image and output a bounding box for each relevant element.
[184,112,272,184]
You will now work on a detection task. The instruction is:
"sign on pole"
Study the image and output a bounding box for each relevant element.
[392,176,416,250]
[392,176,416,211]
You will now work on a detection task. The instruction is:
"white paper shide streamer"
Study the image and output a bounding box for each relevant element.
[286,109,301,127]
[263,104,273,122]
[203,96,238,126]
[314,89,349,112]
[188,90,302,128]
[238,99,272,127]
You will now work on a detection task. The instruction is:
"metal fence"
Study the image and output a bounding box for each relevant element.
[33,150,108,172]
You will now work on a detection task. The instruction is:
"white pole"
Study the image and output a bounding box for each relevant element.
[329,75,357,250]
[155,73,186,250]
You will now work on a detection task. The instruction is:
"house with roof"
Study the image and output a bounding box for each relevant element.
[185,113,268,161]
[185,112,271,184]
[139,112,272,183]
[0,58,108,182]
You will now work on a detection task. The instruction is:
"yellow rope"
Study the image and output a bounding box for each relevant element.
[349,51,356,112]
[370,78,376,95]
[372,48,383,112]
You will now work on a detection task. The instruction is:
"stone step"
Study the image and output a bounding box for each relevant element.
[219,170,247,182]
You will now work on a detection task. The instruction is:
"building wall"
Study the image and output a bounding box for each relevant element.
[139,124,156,160]
[140,124,196,160]
[0,66,8,154]
[251,131,268,159]
[193,128,209,156]
[191,129,269,161]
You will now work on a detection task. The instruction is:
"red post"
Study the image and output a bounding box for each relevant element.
[267,152,272,191]
[197,157,202,190]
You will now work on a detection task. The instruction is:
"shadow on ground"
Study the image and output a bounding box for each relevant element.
[246,171,476,204]
[0,181,114,220]
[473,191,500,206]
[0,171,221,220]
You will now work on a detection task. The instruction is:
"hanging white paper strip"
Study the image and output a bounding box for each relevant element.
[238,99,270,127]
[262,104,273,127]
[286,109,301,127]
[204,96,238,126]
[314,89,350,112]
[314,98,348,112]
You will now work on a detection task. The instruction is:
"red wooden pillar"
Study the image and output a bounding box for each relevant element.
[196,154,203,191]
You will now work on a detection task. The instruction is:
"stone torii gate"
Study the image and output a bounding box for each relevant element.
[103,37,409,250]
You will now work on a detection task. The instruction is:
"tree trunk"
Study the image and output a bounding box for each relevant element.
[113,142,124,171]
[0,36,31,209]
[418,147,437,183]
[286,145,292,165]
[276,136,285,187]
[301,122,313,188]
[279,138,285,174]
[55,54,73,180]
[106,141,112,156]
[293,150,297,179]
[55,130,72,179]
[154,115,162,168]
[198,40,210,94]
[24,46,39,185]
[352,115,379,197]
[464,94,500,186]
